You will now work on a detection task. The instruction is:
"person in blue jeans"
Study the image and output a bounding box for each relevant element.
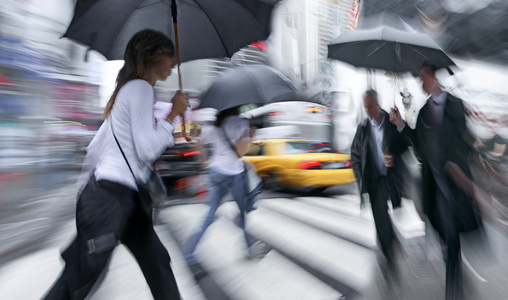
[184,107,263,269]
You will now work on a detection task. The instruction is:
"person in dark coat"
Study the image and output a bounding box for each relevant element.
[351,89,408,282]
[390,61,480,300]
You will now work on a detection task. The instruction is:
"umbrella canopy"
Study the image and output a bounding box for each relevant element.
[198,65,298,111]
[327,26,456,74]
[64,0,277,62]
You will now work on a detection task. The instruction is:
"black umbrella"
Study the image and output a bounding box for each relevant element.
[198,65,298,111]
[63,0,277,62]
[64,0,278,139]
[327,26,456,75]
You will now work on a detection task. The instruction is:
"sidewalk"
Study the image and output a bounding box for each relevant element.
[0,221,205,300]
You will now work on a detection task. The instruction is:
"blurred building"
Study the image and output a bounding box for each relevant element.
[155,58,233,103]
[359,0,508,65]
[158,43,272,102]
[269,0,360,90]
[266,0,361,152]
[0,0,104,170]
[0,0,103,124]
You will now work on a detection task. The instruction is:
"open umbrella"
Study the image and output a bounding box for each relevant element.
[198,65,298,111]
[63,0,277,63]
[327,26,456,75]
[64,0,279,140]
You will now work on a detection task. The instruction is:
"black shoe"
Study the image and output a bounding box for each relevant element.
[246,241,270,259]
[189,263,208,281]
[382,264,401,298]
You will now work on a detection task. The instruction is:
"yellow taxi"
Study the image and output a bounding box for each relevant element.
[242,139,356,191]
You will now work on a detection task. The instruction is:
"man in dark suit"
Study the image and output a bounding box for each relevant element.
[351,90,408,281]
[390,62,479,300]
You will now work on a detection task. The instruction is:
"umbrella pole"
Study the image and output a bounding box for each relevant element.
[171,1,191,142]
[393,73,396,107]
[392,73,402,109]
[366,68,376,90]
[173,22,183,91]
[366,69,371,89]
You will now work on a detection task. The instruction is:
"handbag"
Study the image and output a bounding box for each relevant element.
[110,118,166,217]
[243,160,263,196]
[243,160,263,212]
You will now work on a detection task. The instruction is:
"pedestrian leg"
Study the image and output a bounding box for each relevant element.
[388,170,402,209]
[435,189,462,300]
[124,213,180,300]
[369,176,395,264]
[230,172,258,249]
[183,171,226,265]
[44,179,135,300]
[43,235,116,300]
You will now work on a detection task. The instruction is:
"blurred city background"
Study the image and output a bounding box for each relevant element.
[1,0,508,299]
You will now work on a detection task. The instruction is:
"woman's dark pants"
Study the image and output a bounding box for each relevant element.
[43,179,180,300]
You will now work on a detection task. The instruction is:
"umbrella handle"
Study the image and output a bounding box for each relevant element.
[181,113,191,142]
[172,15,192,142]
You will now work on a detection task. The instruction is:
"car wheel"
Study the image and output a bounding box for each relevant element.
[308,187,327,195]
[263,173,279,191]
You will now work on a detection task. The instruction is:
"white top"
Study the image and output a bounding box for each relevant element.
[200,123,215,146]
[208,116,250,175]
[78,80,175,192]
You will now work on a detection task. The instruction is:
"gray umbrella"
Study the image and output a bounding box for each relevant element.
[327,26,456,74]
[198,65,298,111]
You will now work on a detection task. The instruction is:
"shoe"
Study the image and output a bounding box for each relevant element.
[188,263,207,280]
[246,241,269,259]
[381,261,401,297]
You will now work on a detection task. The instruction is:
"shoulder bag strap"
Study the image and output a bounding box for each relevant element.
[221,127,241,159]
[110,117,137,180]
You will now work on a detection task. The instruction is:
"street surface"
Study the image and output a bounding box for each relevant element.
[1,176,508,300]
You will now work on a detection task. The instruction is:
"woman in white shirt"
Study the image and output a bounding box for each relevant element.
[44,30,187,300]
[184,107,263,268]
